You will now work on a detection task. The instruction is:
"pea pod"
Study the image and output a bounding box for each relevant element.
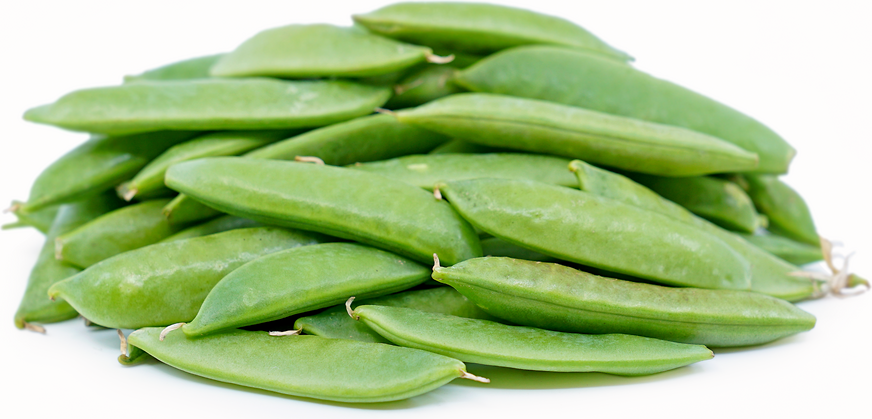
[128,328,485,403]
[455,46,795,174]
[438,178,751,290]
[385,65,465,109]
[124,54,224,83]
[396,93,760,176]
[159,215,261,243]
[48,227,327,329]
[3,204,59,234]
[740,233,824,266]
[165,158,481,265]
[433,257,816,347]
[162,194,224,226]
[744,175,819,246]
[24,78,391,136]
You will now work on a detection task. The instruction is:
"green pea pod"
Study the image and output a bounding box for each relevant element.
[24,79,391,136]
[182,243,430,337]
[162,194,224,225]
[744,175,819,246]
[124,54,224,83]
[569,160,820,301]
[740,233,824,266]
[3,204,60,234]
[396,93,760,176]
[211,24,437,78]
[159,215,261,243]
[48,227,327,329]
[431,48,483,69]
[385,65,465,109]
[354,305,712,375]
[428,139,509,155]
[12,131,198,213]
[455,46,795,174]
[350,153,577,190]
[433,257,816,347]
[294,286,495,343]
[14,193,121,330]
[55,199,192,268]
[353,2,631,61]
[128,329,484,403]
[438,178,751,290]
[479,237,558,262]
[165,158,481,265]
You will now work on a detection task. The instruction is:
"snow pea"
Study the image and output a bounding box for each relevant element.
[3,204,59,234]
[433,257,816,347]
[124,54,224,83]
[384,65,465,109]
[455,46,795,174]
[48,227,327,329]
[159,215,261,243]
[740,232,824,266]
[397,93,760,176]
[744,175,819,246]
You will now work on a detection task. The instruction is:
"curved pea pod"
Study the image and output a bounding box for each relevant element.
[570,160,820,301]
[350,153,577,190]
[480,237,557,262]
[3,204,59,233]
[182,243,430,337]
[396,93,759,176]
[744,175,819,246]
[428,139,509,155]
[128,329,484,403]
[353,2,631,61]
[124,54,224,83]
[434,257,816,347]
[455,46,795,174]
[159,215,261,243]
[438,178,751,290]
[12,131,198,213]
[385,65,465,110]
[294,286,495,343]
[740,233,824,266]
[211,24,440,79]
[354,305,712,375]
[47,227,327,329]
[14,193,121,330]
[165,157,481,265]
[23,78,391,136]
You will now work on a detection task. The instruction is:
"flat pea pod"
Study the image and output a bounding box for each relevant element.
[294,286,495,343]
[48,227,327,329]
[165,157,481,265]
[181,243,430,337]
[384,65,465,110]
[124,54,224,83]
[397,93,760,176]
[744,174,819,246]
[55,199,192,268]
[433,257,816,347]
[353,2,631,61]
[24,78,391,136]
[438,178,751,290]
[354,305,713,375]
[159,215,261,243]
[211,24,438,78]
[455,46,795,174]
[428,139,509,155]
[740,232,824,266]
[14,193,121,330]
[350,153,577,190]
[128,329,483,403]
[3,204,60,234]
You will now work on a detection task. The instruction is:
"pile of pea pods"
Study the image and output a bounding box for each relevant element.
[9,2,869,404]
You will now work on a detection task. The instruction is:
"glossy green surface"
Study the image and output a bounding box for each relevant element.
[160,215,261,243]
[24,79,391,135]
[434,257,816,347]
[439,178,751,290]
[165,158,481,265]
[48,227,326,329]
[397,93,759,176]
[744,175,819,246]
[129,328,469,403]
[455,46,795,173]
[741,232,824,266]
[124,54,224,83]
[385,65,465,109]
[3,204,59,234]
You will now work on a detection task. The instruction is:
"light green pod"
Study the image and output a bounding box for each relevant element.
[24,78,391,136]
[294,286,495,343]
[159,215,261,243]
[165,158,481,265]
[128,329,480,403]
[385,65,465,109]
[355,305,713,375]
[740,232,824,266]
[433,257,816,347]
[55,199,191,268]
[124,54,224,83]
[182,243,430,337]
[455,46,795,174]
[353,2,631,61]
[3,204,60,234]
[162,194,223,226]
[48,227,327,329]
[744,175,819,246]
[438,178,751,290]
[397,93,760,176]
[428,139,508,155]
[479,237,557,262]
[211,24,436,78]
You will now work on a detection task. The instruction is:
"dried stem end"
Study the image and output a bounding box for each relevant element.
[159,322,185,341]
[294,155,325,165]
[460,371,490,383]
[426,53,455,64]
[346,297,358,320]
[269,328,302,337]
[23,322,46,334]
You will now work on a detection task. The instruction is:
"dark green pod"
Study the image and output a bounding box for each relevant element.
[740,233,824,266]
[159,215,261,243]
[385,65,465,109]
[744,175,819,246]
[124,54,224,83]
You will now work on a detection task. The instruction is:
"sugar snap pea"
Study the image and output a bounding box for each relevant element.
[437,178,751,290]
[353,304,713,375]
[384,65,465,109]
[124,54,224,83]
[433,257,816,347]
[397,93,760,176]
[740,233,824,266]
[3,204,59,234]
[455,46,795,174]
[48,227,327,329]
[744,175,819,246]
[165,158,481,265]
[159,215,261,243]
[24,78,391,136]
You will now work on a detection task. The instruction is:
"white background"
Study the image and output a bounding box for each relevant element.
[1,1,870,418]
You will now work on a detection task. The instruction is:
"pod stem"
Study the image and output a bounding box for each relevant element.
[4,203,21,214]
[159,322,185,341]
[374,107,397,117]
[117,183,138,202]
[294,156,325,165]
[22,322,46,334]
[268,328,302,337]
[789,237,866,297]
[425,53,455,64]
[432,253,441,271]
[460,371,490,383]
[117,329,128,357]
[433,186,443,200]
[346,297,358,320]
